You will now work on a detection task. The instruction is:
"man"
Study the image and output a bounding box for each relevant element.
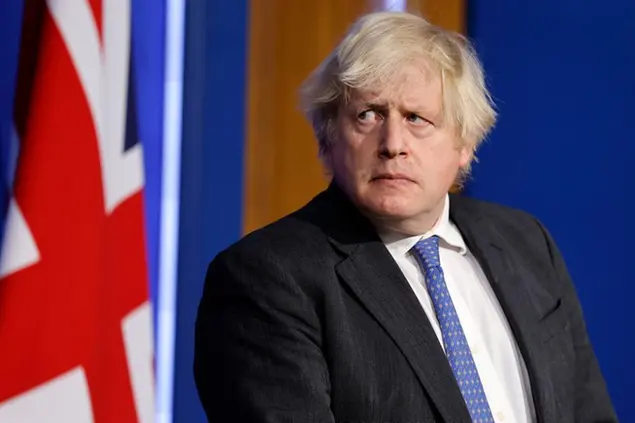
[193,11,616,423]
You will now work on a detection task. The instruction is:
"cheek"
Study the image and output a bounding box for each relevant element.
[326,141,360,181]
[333,135,375,168]
[414,143,464,179]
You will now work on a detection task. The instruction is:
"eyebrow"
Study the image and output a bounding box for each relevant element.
[352,99,438,118]
[349,95,386,107]
[364,102,389,113]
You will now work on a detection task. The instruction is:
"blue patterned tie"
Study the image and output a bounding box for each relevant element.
[412,236,495,422]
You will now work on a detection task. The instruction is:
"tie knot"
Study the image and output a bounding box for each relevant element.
[412,236,441,270]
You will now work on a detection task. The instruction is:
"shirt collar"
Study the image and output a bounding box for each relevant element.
[378,194,467,256]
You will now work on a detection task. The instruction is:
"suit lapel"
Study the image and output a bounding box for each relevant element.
[317,184,471,422]
[334,241,472,422]
[449,196,561,423]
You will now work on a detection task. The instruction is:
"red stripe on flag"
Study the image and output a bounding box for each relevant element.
[88,0,103,41]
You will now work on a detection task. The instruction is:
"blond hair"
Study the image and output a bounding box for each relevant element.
[300,11,497,177]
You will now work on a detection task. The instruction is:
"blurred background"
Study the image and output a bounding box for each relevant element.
[0,0,633,422]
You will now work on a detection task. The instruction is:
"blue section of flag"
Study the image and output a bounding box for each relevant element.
[124,50,139,152]
[0,2,24,247]
[131,0,167,338]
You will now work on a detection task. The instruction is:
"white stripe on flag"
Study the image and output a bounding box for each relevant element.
[0,197,40,278]
[0,367,95,423]
[122,301,155,423]
[47,0,103,152]
[48,0,144,214]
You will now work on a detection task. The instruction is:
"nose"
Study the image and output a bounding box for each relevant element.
[378,114,408,159]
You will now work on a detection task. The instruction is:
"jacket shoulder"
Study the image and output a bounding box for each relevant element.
[201,198,337,306]
[451,194,546,233]
[450,194,557,257]
[210,196,334,271]
[451,194,537,221]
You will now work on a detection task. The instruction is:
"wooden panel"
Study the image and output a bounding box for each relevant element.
[244,0,466,234]
[243,0,371,234]
[421,0,465,33]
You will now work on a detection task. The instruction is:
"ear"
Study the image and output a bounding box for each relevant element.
[319,142,333,172]
[458,144,473,168]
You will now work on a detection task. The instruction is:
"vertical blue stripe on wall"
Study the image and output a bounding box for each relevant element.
[174,0,248,422]
[466,1,635,420]
[131,0,167,337]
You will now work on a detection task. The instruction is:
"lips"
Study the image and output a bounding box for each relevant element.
[371,173,414,183]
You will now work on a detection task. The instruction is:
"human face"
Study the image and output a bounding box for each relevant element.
[326,62,471,235]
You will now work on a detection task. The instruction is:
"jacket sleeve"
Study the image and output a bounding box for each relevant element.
[193,246,335,423]
[535,219,618,422]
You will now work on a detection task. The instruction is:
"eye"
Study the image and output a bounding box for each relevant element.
[406,113,432,127]
[357,109,378,123]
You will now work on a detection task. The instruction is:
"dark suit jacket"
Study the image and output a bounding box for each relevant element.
[194,183,617,422]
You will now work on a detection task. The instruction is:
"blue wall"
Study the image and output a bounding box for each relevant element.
[466,1,635,420]
[173,1,248,422]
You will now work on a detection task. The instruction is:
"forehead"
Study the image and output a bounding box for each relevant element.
[347,62,443,111]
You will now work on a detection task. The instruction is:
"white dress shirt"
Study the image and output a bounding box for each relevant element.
[378,194,536,423]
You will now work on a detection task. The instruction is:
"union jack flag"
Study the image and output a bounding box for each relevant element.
[0,1,155,422]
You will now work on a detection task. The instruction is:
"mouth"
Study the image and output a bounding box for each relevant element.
[371,173,415,183]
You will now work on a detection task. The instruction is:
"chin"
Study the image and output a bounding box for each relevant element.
[361,195,418,219]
